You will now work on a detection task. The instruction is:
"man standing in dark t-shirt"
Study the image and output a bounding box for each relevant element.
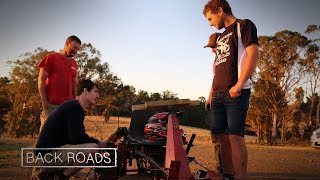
[32,79,109,179]
[203,0,259,179]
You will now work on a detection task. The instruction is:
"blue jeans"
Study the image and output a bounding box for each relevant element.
[211,89,251,136]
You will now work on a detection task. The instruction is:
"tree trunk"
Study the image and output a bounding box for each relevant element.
[316,100,320,129]
[266,120,272,145]
[257,124,261,144]
[272,113,277,136]
[271,113,277,145]
[281,122,285,142]
[309,95,315,132]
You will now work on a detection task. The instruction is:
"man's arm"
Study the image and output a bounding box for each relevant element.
[229,44,259,98]
[205,79,214,111]
[206,60,216,111]
[38,68,49,109]
[72,77,78,98]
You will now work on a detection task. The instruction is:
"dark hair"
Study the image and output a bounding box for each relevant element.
[65,35,82,45]
[203,0,233,15]
[76,79,98,96]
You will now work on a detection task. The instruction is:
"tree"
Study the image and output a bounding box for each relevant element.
[246,92,270,143]
[0,77,11,115]
[0,77,11,134]
[150,92,162,101]
[115,84,136,116]
[161,90,178,100]
[135,90,151,104]
[75,43,111,80]
[4,43,115,136]
[74,43,126,118]
[134,90,178,104]
[303,24,320,131]
[6,48,52,137]
[255,30,311,143]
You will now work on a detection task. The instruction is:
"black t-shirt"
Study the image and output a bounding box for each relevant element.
[213,19,258,93]
[36,100,98,154]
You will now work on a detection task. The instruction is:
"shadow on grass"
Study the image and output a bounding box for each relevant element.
[249,172,320,179]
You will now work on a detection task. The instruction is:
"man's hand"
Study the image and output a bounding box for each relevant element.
[230,44,259,98]
[229,83,243,98]
[205,97,212,111]
[42,101,48,110]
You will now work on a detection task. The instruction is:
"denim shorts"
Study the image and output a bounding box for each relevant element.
[210,89,251,136]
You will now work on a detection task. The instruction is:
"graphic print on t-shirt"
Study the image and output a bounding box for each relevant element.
[215,32,233,66]
[212,19,258,93]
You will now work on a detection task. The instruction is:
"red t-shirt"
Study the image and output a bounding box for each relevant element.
[38,53,77,105]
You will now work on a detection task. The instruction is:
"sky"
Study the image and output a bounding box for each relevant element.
[0,0,319,100]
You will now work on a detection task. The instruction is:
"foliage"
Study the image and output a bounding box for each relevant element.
[75,43,111,80]
[247,29,318,143]
[0,77,12,116]
[0,77,12,134]
[3,44,181,136]
[5,48,51,137]
[303,24,320,132]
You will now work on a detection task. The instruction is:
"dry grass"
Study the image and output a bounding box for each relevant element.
[1,116,319,179]
[84,116,257,145]
[84,115,215,144]
[84,116,131,140]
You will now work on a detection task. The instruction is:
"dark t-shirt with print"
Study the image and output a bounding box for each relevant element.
[213,19,258,93]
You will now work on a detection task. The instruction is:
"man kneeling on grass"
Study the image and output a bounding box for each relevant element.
[32,79,110,179]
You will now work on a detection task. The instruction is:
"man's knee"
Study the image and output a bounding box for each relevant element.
[216,133,230,142]
[83,143,99,154]
[229,134,244,141]
[229,134,246,148]
[85,143,99,148]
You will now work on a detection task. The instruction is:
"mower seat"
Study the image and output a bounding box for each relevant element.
[128,109,166,146]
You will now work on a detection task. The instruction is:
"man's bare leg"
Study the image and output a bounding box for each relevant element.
[216,133,233,175]
[229,135,248,180]
[211,133,222,172]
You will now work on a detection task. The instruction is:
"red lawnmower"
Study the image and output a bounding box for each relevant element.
[97,99,222,179]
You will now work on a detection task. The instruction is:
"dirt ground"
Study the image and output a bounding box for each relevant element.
[190,144,320,179]
[0,116,319,179]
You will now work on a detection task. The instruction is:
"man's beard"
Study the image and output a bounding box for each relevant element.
[66,51,75,57]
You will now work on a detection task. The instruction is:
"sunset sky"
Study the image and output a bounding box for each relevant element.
[0,0,319,99]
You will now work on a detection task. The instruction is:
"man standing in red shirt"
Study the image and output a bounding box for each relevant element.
[38,35,81,131]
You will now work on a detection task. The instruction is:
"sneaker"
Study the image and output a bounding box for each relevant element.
[223,174,235,180]
[197,170,207,178]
